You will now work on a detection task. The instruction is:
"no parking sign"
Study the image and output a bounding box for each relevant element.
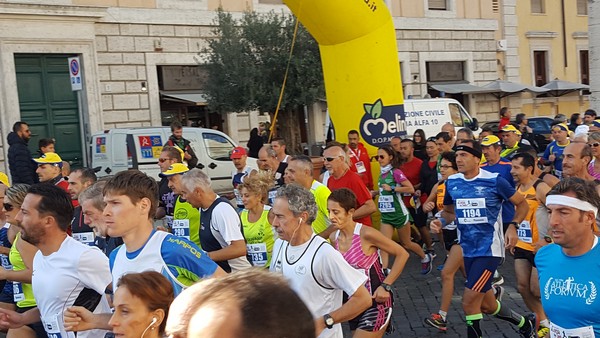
[68,57,82,91]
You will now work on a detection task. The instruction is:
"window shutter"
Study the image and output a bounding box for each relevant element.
[429,0,447,10]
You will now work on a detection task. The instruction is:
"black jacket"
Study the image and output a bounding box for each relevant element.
[165,135,198,169]
[7,132,38,185]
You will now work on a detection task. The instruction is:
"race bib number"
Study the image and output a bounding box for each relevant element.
[13,282,24,302]
[455,198,488,224]
[43,314,63,338]
[165,215,174,229]
[172,219,190,240]
[234,188,244,207]
[517,220,533,243]
[247,243,268,267]
[355,161,367,174]
[378,195,395,213]
[73,232,95,246]
[550,321,595,338]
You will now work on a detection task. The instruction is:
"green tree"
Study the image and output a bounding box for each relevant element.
[201,9,324,150]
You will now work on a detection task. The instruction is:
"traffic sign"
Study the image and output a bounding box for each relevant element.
[68,57,82,91]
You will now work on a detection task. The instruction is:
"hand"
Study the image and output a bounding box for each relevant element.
[429,219,442,234]
[549,153,556,162]
[184,152,192,160]
[64,306,96,332]
[0,308,25,329]
[423,201,435,213]
[314,317,326,337]
[414,190,421,197]
[504,225,518,251]
[381,184,392,192]
[373,286,391,303]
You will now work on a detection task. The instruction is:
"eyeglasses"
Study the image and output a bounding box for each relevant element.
[323,157,340,162]
[589,143,600,148]
[3,203,13,212]
[158,158,172,163]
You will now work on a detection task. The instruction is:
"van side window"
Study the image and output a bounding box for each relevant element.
[449,103,463,127]
[203,133,234,160]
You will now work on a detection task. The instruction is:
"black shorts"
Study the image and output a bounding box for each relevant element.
[442,228,459,251]
[16,305,47,338]
[408,206,427,228]
[513,246,536,267]
[349,302,392,332]
[0,285,14,304]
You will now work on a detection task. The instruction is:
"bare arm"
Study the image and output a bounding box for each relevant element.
[206,240,247,263]
[505,192,528,250]
[315,285,371,336]
[0,237,37,284]
[441,204,455,224]
[352,199,376,221]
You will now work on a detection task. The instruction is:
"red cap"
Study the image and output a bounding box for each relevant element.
[230,146,247,159]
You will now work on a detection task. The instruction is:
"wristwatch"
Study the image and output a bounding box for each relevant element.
[508,221,519,229]
[381,283,393,292]
[323,314,334,329]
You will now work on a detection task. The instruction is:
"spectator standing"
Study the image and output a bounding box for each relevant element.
[246,128,263,158]
[413,129,428,161]
[7,122,37,185]
[347,130,373,190]
[165,121,198,170]
[569,113,583,132]
[498,107,511,130]
[37,138,55,156]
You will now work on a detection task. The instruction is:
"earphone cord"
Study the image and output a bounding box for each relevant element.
[140,321,154,338]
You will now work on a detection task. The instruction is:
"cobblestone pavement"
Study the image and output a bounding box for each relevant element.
[344,243,534,338]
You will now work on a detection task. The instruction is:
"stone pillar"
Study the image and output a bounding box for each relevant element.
[590,0,600,111]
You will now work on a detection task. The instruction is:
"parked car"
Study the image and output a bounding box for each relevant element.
[481,116,553,153]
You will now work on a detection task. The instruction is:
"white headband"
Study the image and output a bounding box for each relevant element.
[546,195,598,217]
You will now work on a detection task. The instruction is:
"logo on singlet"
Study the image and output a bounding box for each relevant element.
[544,277,597,305]
[295,265,307,275]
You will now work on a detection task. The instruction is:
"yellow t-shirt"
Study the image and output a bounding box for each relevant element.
[310,180,331,235]
[515,182,541,252]
[241,206,275,268]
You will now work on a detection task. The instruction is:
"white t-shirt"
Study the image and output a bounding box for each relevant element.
[33,236,111,338]
[202,200,251,272]
[270,235,367,338]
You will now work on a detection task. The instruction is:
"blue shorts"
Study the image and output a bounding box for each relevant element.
[464,256,502,293]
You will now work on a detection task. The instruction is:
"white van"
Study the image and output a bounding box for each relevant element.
[90,127,257,194]
[403,98,480,138]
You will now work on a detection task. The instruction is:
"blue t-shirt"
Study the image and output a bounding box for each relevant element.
[536,240,600,336]
[110,231,218,296]
[480,158,515,225]
[443,169,515,257]
[542,140,570,179]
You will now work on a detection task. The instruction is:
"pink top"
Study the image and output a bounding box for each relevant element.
[335,223,392,309]
[589,159,600,180]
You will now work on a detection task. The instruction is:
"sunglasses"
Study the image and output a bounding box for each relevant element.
[323,157,339,162]
[3,203,13,212]
[589,142,600,148]
[377,155,386,159]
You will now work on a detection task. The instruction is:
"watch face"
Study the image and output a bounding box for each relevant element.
[326,317,334,325]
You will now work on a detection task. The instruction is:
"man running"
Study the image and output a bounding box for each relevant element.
[270,184,371,338]
[442,140,536,338]
[536,178,600,336]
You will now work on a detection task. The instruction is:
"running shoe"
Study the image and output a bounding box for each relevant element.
[493,285,505,302]
[492,271,504,286]
[424,313,447,331]
[421,253,433,275]
[518,313,537,338]
[425,249,437,259]
[537,325,550,338]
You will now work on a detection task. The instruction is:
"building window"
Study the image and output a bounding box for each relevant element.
[533,51,548,87]
[426,61,464,82]
[492,0,500,13]
[428,0,447,10]
[577,0,588,15]
[531,0,545,14]
[580,50,590,94]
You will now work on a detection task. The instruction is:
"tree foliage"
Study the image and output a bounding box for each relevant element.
[201,9,325,114]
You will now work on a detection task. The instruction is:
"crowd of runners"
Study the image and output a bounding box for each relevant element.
[0,116,599,338]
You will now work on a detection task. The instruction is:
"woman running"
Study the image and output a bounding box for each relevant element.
[328,188,408,338]
[377,145,432,275]
[238,171,276,268]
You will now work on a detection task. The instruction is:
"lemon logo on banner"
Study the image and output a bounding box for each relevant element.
[360,99,407,147]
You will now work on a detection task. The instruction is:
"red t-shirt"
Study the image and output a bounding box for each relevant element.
[56,178,79,207]
[327,170,372,226]
[348,144,373,190]
[400,157,424,207]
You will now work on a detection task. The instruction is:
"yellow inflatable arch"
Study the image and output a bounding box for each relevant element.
[285,0,405,157]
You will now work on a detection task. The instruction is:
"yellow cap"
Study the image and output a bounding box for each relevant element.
[481,135,501,147]
[159,163,189,178]
[552,123,569,132]
[500,124,522,136]
[34,152,62,165]
[0,172,9,187]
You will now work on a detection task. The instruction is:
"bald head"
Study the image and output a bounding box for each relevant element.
[441,123,455,138]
